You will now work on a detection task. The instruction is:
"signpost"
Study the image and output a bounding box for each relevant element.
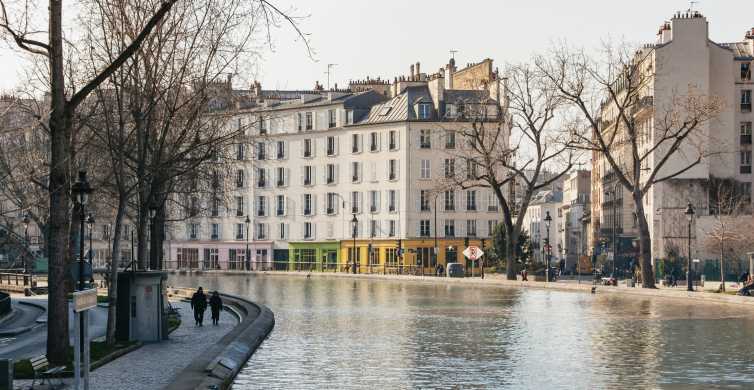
[463,246,484,278]
[73,288,96,390]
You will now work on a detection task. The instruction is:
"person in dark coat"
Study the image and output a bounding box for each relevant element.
[191,287,208,326]
[209,291,223,325]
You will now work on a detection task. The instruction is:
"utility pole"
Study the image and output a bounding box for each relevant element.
[325,64,338,90]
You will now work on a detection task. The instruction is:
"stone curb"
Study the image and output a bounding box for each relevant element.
[164,288,275,390]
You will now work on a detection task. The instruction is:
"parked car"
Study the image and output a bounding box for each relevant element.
[446,263,465,278]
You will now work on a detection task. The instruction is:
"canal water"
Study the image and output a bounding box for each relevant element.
[169,274,754,389]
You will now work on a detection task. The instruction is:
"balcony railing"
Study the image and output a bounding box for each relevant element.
[742,134,752,145]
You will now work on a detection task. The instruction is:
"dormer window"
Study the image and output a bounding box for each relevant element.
[417,103,432,119]
[346,110,354,124]
[742,62,751,81]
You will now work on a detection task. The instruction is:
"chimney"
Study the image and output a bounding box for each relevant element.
[416,62,421,80]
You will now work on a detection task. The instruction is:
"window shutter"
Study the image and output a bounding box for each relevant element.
[312,194,318,216]
[300,167,305,186]
[358,192,363,214]
[265,169,271,188]
[396,190,400,212]
[376,191,381,211]
[312,222,317,240]
[311,138,317,157]
[370,162,377,182]
[311,166,317,186]
[335,136,340,155]
[300,195,305,216]
[335,165,339,184]
[285,168,291,186]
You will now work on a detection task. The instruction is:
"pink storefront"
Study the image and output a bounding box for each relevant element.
[166,240,273,271]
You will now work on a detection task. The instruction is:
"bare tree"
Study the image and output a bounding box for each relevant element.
[536,43,723,288]
[442,63,574,280]
[702,178,754,292]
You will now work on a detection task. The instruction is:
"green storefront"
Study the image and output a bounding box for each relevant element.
[288,242,341,272]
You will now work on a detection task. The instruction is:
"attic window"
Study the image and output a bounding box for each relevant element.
[378,106,392,116]
[417,103,431,119]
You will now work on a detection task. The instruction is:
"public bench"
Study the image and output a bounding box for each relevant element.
[30,355,64,389]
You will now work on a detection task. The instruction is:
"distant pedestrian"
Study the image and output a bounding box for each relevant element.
[191,287,207,326]
[209,291,223,326]
[521,269,528,282]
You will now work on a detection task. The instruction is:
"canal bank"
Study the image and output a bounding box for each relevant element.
[168,269,754,308]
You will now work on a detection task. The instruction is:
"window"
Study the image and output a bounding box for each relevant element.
[236,169,245,188]
[388,190,397,213]
[256,168,266,188]
[303,166,314,186]
[279,223,288,240]
[276,195,285,216]
[327,164,337,184]
[188,223,200,240]
[444,220,455,237]
[306,112,313,130]
[417,103,431,119]
[304,222,314,239]
[276,167,286,187]
[389,130,397,150]
[236,144,245,160]
[743,62,752,81]
[346,110,354,125]
[369,191,380,213]
[466,160,477,180]
[303,139,313,158]
[352,133,361,153]
[466,190,477,211]
[327,193,338,215]
[256,223,267,240]
[211,198,220,217]
[235,196,244,216]
[327,136,337,156]
[420,159,431,179]
[257,142,266,160]
[419,220,430,237]
[741,151,752,174]
[445,130,456,149]
[228,249,244,270]
[297,113,304,131]
[742,122,752,145]
[276,141,285,159]
[370,132,379,152]
[205,248,219,269]
[256,196,267,217]
[420,190,431,212]
[303,194,314,216]
[487,193,499,212]
[370,220,379,238]
[328,109,337,128]
[351,191,361,214]
[259,117,267,134]
[235,223,245,240]
[386,247,398,265]
[467,220,477,237]
[742,90,752,112]
[444,191,455,211]
[488,220,498,237]
[352,162,361,183]
[388,159,398,180]
[420,129,431,149]
[388,221,397,237]
[444,158,455,178]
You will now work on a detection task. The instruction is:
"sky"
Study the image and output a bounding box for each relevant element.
[1,0,753,92]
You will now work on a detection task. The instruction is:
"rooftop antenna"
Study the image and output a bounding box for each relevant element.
[449,50,458,60]
[325,64,338,90]
[688,1,698,11]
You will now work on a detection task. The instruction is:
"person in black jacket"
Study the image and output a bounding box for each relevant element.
[190,287,208,326]
[209,291,223,325]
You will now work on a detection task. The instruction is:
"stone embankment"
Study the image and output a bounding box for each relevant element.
[164,288,275,390]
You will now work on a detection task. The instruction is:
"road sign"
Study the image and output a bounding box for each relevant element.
[73,288,97,312]
[463,246,484,260]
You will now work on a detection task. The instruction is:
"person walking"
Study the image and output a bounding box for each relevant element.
[209,291,223,326]
[191,287,208,326]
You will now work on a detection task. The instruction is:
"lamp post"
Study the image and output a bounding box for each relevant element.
[544,211,552,282]
[685,202,695,292]
[87,214,95,268]
[71,170,93,390]
[433,192,439,277]
[245,215,251,271]
[604,186,618,280]
[148,202,159,270]
[22,212,30,276]
[350,214,358,274]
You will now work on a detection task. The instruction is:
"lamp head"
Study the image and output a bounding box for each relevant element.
[72,170,92,206]
[685,202,695,222]
[86,213,95,226]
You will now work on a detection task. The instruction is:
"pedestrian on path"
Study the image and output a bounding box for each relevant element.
[209,291,223,326]
[191,287,207,326]
[521,268,528,281]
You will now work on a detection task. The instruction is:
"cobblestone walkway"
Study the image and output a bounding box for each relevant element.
[14,300,236,390]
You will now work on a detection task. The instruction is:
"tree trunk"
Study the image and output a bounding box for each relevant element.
[106,196,127,345]
[505,225,519,280]
[720,240,725,292]
[634,191,656,288]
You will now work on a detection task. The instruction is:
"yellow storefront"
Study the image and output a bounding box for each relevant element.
[339,238,488,275]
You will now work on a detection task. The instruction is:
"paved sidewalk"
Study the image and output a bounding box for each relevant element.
[13,300,237,390]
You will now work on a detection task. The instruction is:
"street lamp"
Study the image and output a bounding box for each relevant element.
[87,214,95,267]
[245,215,251,271]
[544,210,552,282]
[22,212,30,275]
[350,214,358,274]
[148,201,159,270]
[71,170,93,291]
[685,202,695,292]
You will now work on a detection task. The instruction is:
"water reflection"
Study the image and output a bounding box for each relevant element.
[169,274,754,389]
